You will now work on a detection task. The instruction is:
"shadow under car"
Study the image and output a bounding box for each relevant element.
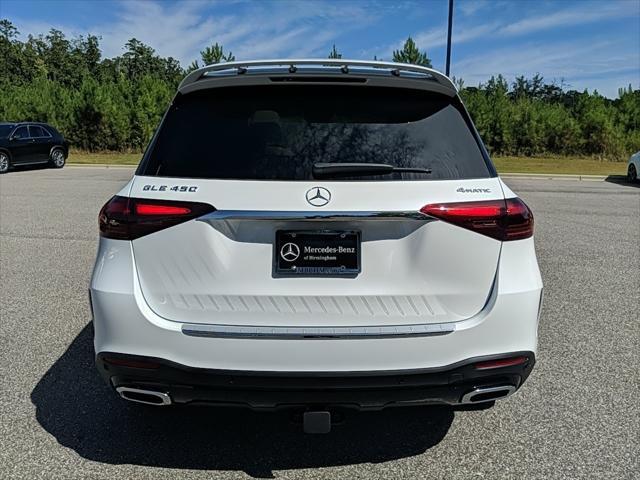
[31,323,455,478]
[605,174,639,188]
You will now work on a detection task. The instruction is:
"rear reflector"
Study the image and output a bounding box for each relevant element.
[474,356,528,370]
[420,197,534,241]
[103,356,160,369]
[99,196,215,240]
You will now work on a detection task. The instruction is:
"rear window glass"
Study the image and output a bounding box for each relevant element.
[29,126,48,137]
[141,86,491,181]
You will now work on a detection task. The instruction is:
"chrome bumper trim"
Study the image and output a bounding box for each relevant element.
[199,210,432,222]
[181,322,455,339]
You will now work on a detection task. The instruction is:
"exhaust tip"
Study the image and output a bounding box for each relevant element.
[116,386,172,406]
[461,385,516,404]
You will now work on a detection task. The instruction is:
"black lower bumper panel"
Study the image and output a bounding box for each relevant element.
[96,351,535,410]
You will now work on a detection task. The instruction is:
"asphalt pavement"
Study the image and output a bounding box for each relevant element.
[0,166,638,480]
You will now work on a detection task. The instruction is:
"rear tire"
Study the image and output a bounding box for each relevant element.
[50,148,65,168]
[0,152,9,174]
[628,164,637,183]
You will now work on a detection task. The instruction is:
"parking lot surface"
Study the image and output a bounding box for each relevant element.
[1,166,638,480]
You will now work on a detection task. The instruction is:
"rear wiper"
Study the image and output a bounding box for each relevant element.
[312,162,432,179]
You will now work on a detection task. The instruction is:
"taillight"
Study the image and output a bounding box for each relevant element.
[99,196,215,240]
[135,203,191,215]
[420,198,533,241]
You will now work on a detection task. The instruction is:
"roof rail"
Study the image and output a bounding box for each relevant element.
[178,58,456,93]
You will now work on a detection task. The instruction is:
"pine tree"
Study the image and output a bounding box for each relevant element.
[392,37,432,67]
[0,19,19,39]
[200,43,235,65]
[185,60,200,74]
[0,21,637,161]
[452,75,465,90]
[328,44,342,59]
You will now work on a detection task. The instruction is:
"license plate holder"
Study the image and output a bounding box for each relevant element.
[275,230,361,276]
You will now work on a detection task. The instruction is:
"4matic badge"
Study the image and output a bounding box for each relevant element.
[456,187,491,193]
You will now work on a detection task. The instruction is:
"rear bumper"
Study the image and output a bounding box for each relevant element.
[90,237,542,373]
[97,351,535,409]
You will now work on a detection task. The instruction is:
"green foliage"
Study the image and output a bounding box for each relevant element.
[200,42,235,65]
[393,37,432,67]
[0,19,18,39]
[460,75,640,160]
[185,43,235,73]
[0,21,183,151]
[0,20,638,159]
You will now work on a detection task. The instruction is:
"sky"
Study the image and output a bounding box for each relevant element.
[2,0,639,98]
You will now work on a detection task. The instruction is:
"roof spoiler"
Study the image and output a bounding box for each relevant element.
[178,58,457,94]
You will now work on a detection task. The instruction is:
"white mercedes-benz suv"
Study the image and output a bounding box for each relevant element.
[90,60,542,430]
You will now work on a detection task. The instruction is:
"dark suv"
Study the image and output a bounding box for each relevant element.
[0,122,69,173]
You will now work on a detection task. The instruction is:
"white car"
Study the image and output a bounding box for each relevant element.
[628,151,639,182]
[90,60,542,432]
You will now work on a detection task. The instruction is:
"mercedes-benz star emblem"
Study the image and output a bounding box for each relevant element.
[305,187,331,207]
[280,242,300,262]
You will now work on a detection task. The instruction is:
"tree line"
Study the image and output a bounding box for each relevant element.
[0,20,638,160]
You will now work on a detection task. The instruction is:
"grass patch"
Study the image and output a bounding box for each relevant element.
[69,151,142,165]
[68,151,628,176]
[493,156,627,175]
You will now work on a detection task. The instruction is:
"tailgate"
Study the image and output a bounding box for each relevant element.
[130,176,503,326]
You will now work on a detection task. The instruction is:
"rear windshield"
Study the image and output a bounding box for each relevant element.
[140,85,492,181]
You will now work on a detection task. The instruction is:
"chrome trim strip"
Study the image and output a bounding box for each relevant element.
[14,160,49,166]
[199,210,432,222]
[181,322,455,339]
